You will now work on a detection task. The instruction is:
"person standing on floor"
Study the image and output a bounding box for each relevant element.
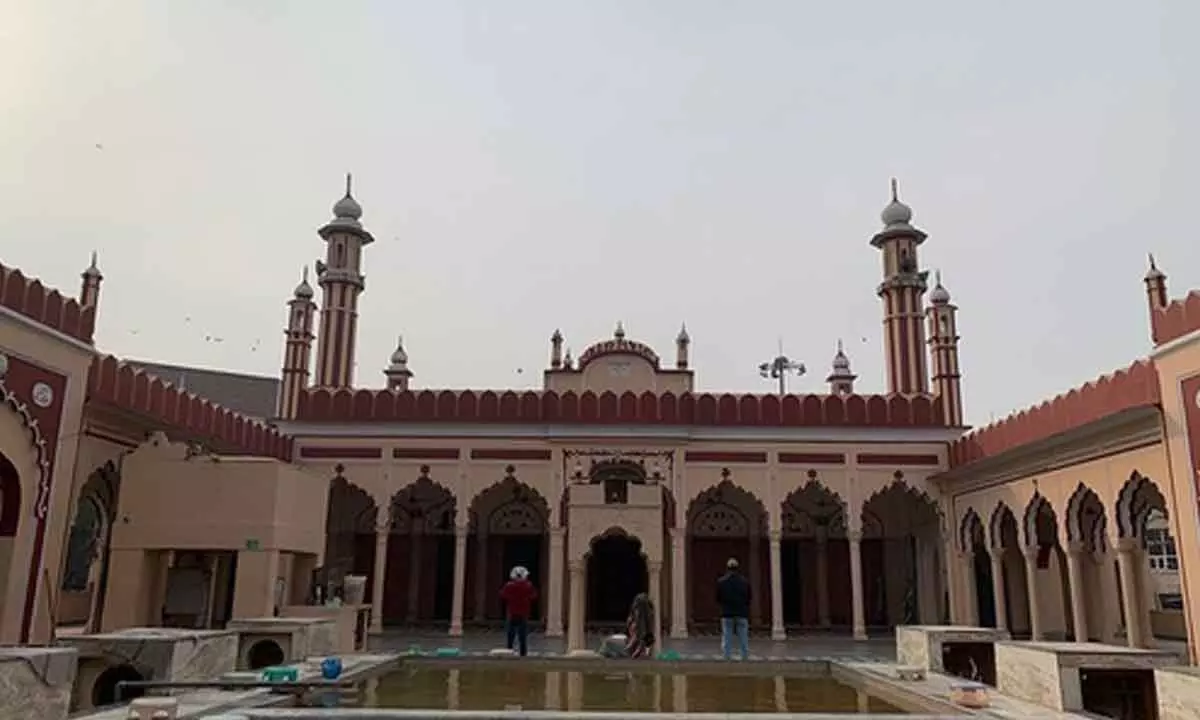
[499,565,538,657]
[716,557,751,660]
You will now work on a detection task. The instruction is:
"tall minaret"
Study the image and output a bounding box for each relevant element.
[926,272,963,426]
[871,179,930,395]
[79,251,102,310]
[313,174,374,388]
[277,269,317,419]
[826,340,857,396]
[675,324,690,369]
[384,336,413,391]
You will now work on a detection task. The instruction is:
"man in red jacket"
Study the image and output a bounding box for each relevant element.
[499,566,538,656]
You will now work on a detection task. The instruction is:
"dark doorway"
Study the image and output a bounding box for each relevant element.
[780,539,804,624]
[246,639,286,670]
[93,664,145,707]
[502,535,544,620]
[432,535,455,621]
[1080,668,1157,720]
[587,534,647,626]
[973,547,996,628]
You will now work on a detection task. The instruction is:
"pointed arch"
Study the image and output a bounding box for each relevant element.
[1065,483,1106,548]
[390,470,457,534]
[1116,471,1168,538]
[687,480,766,537]
[988,502,1017,550]
[860,476,940,535]
[468,473,549,535]
[959,507,984,552]
[781,479,847,537]
[1022,492,1058,547]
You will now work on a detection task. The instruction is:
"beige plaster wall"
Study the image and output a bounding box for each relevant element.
[1153,330,1200,662]
[0,307,94,644]
[112,434,327,555]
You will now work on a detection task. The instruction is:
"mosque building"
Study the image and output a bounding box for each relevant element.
[0,178,1198,662]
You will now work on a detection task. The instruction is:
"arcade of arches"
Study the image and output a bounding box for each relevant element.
[954,471,1175,648]
[321,464,945,645]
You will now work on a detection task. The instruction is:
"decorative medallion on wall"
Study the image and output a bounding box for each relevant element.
[31,382,53,408]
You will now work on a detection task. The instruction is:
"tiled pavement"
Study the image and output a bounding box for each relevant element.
[369,628,896,663]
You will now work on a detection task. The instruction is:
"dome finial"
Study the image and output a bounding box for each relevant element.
[1145,252,1166,281]
[614,321,626,340]
[929,269,951,305]
[293,266,314,299]
[345,172,353,197]
[880,178,913,228]
[677,322,690,343]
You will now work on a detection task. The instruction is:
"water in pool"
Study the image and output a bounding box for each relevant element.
[358,666,905,713]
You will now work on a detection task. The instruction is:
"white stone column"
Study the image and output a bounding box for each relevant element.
[815,531,831,627]
[473,530,488,622]
[370,521,389,633]
[959,550,979,626]
[989,549,1008,632]
[748,532,763,625]
[407,527,423,622]
[449,525,469,636]
[1023,546,1044,640]
[849,530,867,640]
[545,527,565,637]
[567,559,586,651]
[670,528,688,639]
[769,530,785,640]
[649,560,663,650]
[1064,542,1088,642]
[1116,539,1146,648]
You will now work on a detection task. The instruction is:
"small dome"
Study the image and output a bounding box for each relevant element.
[677,323,690,343]
[1145,254,1166,282]
[82,250,102,279]
[614,321,626,340]
[330,173,363,226]
[294,267,314,299]
[389,336,409,365]
[929,270,951,305]
[880,178,913,228]
[551,329,563,343]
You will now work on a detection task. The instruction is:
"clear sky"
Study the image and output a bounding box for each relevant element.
[2,0,1197,425]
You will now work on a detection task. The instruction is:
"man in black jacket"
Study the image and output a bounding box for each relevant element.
[715,557,751,660]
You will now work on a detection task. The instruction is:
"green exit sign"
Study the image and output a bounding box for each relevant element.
[245,539,261,551]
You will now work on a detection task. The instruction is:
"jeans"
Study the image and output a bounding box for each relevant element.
[505,617,529,656]
[721,616,750,660]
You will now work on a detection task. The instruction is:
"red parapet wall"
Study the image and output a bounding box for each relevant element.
[1153,291,1200,346]
[88,355,292,460]
[0,262,95,343]
[948,359,1160,468]
[296,387,949,428]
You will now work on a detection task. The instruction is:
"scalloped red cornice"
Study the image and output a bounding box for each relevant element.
[1153,290,1200,346]
[295,387,950,428]
[948,359,1160,468]
[0,262,95,343]
[88,355,292,460]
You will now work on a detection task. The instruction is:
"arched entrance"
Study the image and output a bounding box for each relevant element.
[686,478,768,630]
[990,503,1030,636]
[386,470,457,625]
[586,530,647,627]
[1023,493,1072,640]
[860,478,941,628]
[960,509,995,628]
[323,473,379,597]
[1115,472,1172,646]
[1066,483,1114,641]
[0,451,20,631]
[60,462,119,630]
[468,469,550,623]
[780,478,848,629]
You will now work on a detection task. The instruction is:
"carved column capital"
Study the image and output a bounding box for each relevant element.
[374,520,391,536]
[549,526,566,542]
[648,561,663,573]
[1115,537,1139,554]
[1023,545,1040,561]
[768,529,782,544]
[848,530,863,543]
[1065,540,1086,556]
[454,523,469,540]
[568,559,585,573]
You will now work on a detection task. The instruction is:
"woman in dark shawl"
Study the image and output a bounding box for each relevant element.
[624,592,655,658]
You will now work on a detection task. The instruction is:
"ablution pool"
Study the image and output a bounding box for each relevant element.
[350,664,911,713]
